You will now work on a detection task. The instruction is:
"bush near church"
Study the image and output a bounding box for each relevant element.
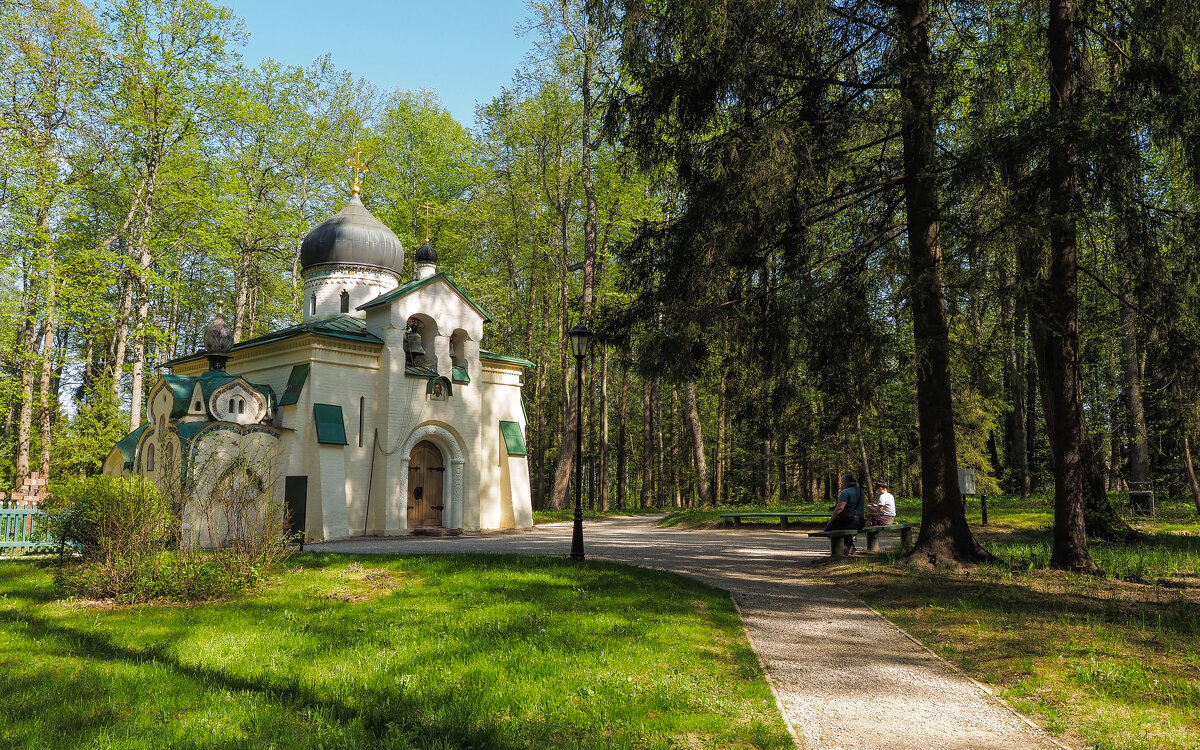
[42,474,292,603]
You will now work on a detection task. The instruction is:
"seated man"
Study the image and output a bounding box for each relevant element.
[824,473,867,553]
[868,479,896,526]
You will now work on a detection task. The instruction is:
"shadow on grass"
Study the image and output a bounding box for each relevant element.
[5,607,530,746]
[0,554,781,750]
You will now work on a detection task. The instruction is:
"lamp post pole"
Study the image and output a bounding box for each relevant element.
[568,324,591,561]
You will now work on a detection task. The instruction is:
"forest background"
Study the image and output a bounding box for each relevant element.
[4,0,1200,561]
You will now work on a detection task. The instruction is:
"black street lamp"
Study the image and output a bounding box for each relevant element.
[568,323,592,561]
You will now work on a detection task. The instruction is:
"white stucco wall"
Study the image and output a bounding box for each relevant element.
[303,265,399,322]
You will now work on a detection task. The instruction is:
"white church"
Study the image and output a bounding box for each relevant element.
[103,176,534,543]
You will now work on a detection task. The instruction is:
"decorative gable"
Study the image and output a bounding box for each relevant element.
[210,380,268,425]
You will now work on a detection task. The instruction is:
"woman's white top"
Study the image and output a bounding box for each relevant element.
[876,491,896,516]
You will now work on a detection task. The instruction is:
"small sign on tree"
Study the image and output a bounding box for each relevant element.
[957,468,977,496]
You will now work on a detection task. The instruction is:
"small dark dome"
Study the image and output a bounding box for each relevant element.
[300,196,404,274]
[415,242,437,263]
[203,310,233,353]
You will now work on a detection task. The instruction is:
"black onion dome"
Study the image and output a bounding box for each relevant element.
[203,311,233,353]
[299,196,404,273]
[415,242,437,263]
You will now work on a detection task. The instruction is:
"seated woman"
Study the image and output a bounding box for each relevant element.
[824,474,867,553]
[867,479,896,526]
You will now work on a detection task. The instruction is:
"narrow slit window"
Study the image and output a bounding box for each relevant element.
[146,443,155,471]
[340,289,350,314]
[358,396,364,447]
[310,294,316,315]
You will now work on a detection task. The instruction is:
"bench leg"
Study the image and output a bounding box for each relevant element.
[734,517,741,527]
[780,517,789,530]
[865,532,880,553]
[829,537,844,556]
[900,527,912,547]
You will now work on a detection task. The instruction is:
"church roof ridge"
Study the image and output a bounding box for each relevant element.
[357,271,493,321]
[161,315,383,368]
[479,350,537,368]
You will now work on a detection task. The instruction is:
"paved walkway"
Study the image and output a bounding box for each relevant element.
[309,516,1062,750]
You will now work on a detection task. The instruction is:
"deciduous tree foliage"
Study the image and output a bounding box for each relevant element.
[3,0,1200,571]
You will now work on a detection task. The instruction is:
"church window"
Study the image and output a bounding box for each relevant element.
[237,398,245,414]
[158,414,166,433]
[146,443,155,471]
[358,396,364,447]
[451,330,470,384]
[310,294,316,316]
[193,400,202,411]
[340,289,350,314]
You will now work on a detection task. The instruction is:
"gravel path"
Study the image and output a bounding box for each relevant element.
[308,515,1063,750]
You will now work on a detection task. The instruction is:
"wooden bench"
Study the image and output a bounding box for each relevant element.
[807,522,918,556]
[719,512,829,530]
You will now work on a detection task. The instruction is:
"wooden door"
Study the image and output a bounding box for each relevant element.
[408,441,445,527]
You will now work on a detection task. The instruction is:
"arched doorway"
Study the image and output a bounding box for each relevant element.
[407,440,445,528]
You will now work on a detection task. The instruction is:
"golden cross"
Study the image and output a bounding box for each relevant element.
[346,143,369,196]
[418,201,436,243]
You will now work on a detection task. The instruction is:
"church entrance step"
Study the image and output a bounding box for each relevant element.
[411,527,461,537]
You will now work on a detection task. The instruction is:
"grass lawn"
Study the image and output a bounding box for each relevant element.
[532,506,667,525]
[0,554,792,750]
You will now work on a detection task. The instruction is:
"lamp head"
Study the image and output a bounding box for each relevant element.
[568,323,592,358]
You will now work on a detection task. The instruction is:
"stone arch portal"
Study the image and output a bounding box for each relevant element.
[395,424,464,531]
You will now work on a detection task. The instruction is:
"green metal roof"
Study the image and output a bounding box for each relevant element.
[357,272,494,321]
[479,350,536,368]
[405,365,439,378]
[279,363,311,406]
[499,421,527,457]
[114,423,150,469]
[162,315,382,368]
[313,403,348,445]
[197,371,238,400]
[451,366,470,384]
[160,375,197,418]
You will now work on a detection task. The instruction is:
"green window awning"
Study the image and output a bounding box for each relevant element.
[313,403,348,445]
[452,366,470,385]
[280,364,311,406]
[500,421,527,457]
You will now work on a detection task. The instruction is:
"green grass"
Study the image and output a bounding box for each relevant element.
[532,506,667,524]
[0,554,791,750]
[817,494,1200,750]
[657,502,836,529]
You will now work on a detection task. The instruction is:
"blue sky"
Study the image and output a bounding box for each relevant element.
[227,0,539,127]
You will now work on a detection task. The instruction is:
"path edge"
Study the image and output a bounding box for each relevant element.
[833,584,1073,750]
[730,593,805,750]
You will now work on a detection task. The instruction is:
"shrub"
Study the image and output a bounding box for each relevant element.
[44,475,173,602]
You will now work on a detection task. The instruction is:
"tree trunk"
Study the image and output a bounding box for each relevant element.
[641,378,653,508]
[1122,293,1150,485]
[1183,432,1200,516]
[714,368,725,504]
[1000,255,1032,497]
[599,347,609,510]
[670,387,682,506]
[15,285,38,488]
[683,380,711,505]
[653,378,666,507]
[857,414,874,505]
[896,0,991,565]
[1034,0,1095,570]
[616,364,628,508]
[37,316,54,479]
[233,242,255,341]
